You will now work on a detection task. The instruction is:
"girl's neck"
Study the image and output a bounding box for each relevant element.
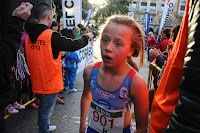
[101,62,129,76]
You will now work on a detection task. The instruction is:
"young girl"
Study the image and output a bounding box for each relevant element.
[80,15,148,133]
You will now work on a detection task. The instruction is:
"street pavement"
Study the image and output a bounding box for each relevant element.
[5,39,150,133]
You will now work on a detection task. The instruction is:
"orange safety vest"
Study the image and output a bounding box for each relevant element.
[149,0,190,132]
[25,29,63,94]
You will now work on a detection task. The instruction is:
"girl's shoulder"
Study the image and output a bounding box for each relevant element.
[84,62,101,72]
[83,63,96,80]
[130,72,147,96]
[131,72,146,85]
[131,72,147,89]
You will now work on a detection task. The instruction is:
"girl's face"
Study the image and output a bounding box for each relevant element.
[100,23,134,67]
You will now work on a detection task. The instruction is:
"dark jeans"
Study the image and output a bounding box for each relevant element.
[147,47,153,61]
[64,68,77,89]
[37,93,58,133]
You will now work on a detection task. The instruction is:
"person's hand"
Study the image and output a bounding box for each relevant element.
[86,32,94,40]
[12,2,33,20]
[61,60,65,67]
[61,63,65,67]
[149,48,161,58]
[79,122,86,133]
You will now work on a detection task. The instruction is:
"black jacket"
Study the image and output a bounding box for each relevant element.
[27,24,89,59]
[0,16,25,107]
[164,0,200,132]
[60,28,74,39]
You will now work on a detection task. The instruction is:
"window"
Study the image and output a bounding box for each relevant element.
[132,2,136,9]
[180,6,185,14]
[140,15,144,22]
[129,2,136,10]
[150,16,153,23]
[129,2,132,9]
[150,3,156,12]
[141,2,147,11]
[181,0,187,3]
[161,4,164,12]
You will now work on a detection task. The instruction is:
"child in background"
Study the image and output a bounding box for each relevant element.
[80,15,148,133]
[61,51,66,73]
[61,51,67,87]
[64,51,80,93]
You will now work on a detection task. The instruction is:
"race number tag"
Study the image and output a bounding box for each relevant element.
[88,100,125,133]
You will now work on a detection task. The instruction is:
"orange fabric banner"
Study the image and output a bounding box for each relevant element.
[149,0,190,132]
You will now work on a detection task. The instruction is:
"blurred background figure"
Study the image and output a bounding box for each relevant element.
[146,31,157,62]
[50,21,58,32]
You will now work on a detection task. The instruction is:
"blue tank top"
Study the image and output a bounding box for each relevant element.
[90,62,136,111]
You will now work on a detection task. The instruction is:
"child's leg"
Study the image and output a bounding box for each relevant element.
[64,69,70,88]
[69,68,77,89]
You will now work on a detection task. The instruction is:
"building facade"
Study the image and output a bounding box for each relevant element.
[128,0,187,34]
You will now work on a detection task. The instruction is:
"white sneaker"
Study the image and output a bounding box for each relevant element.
[6,104,19,114]
[49,126,56,132]
[64,87,69,91]
[70,88,77,93]
[14,101,25,109]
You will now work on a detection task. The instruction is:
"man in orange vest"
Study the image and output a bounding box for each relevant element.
[25,3,93,133]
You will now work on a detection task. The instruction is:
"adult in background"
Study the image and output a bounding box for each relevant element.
[61,26,80,39]
[80,26,88,36]
[0,2,33,133]
[149,24,180,68]
[146,31,157,62]
[148,24,180,112]
[149,29,170,63]
[50,21,58,32]
[25,3,93,133]
[155,28,170,52]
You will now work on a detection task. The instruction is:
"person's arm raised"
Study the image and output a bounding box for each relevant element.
[12,2,33,20]
[51,32,94,52]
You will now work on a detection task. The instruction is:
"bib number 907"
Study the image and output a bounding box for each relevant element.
[92,111,114,128]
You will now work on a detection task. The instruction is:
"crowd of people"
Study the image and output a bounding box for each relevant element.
[0,0,200,133]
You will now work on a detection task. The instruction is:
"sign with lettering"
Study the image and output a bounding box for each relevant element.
[62,0,82,29]
[76,41,94,74]
[158,0,176,35]
[88,100,125,133]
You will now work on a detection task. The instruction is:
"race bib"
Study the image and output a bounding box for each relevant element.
[88,100,125,133]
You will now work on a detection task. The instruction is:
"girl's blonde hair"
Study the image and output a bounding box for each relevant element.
[100,15,145,71]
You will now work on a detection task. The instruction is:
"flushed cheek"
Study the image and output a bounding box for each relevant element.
[116,54,128,61]
[100,45,107,53]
